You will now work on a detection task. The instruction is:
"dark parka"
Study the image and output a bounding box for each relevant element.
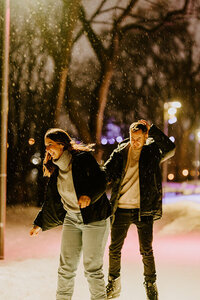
[34,151,111,231]
[103,125,175,222]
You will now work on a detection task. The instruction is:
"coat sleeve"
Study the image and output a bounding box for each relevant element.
[103,149,121,183]
[148,125,176,162]
[76,152,107,205]
[33,173,66,231]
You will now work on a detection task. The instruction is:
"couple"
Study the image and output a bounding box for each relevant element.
[30,120,175,300]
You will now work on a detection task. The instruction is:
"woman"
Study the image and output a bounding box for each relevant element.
[30,128,111,300]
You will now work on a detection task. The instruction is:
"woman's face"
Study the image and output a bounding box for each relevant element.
[45,137,64,160]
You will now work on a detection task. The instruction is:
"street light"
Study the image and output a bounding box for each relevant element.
[0,0,10,260]
[163,101,181,183]
[194,129,200,183]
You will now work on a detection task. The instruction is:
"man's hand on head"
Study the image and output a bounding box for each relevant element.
[138,120,151,132]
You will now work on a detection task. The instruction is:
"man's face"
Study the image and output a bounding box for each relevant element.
[130,129,148,150]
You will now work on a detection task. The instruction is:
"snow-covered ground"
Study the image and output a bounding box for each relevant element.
[0,198,200,300]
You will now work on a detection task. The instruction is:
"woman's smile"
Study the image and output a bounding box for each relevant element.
[45,137,64,160]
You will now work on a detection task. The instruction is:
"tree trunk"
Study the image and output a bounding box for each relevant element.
[55,0,80,125]
[95,61,114,162]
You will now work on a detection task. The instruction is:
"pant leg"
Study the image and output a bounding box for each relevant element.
[56,212,82,300]
[82,218,109,300]
[135,216,156,282]
[109,209,131,279]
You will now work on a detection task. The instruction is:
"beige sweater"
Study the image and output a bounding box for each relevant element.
[118,146,141,209]
[53,150,80,212]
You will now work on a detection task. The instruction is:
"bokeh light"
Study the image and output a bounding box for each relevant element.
[28,138,35,145]
[168,107,177,115]
[116,136,123,143]
[168,116,177,124]
[168,173,174,180]
[182,169,189,176]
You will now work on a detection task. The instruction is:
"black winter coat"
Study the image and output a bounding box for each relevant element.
[103,125,175,221]
[34,151,111,231]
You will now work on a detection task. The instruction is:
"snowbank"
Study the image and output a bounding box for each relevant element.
[156,201,200,235]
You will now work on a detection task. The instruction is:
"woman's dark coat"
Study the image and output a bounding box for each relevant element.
[34,151,111,231]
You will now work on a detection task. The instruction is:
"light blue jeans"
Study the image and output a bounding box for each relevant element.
[56,211,109,300]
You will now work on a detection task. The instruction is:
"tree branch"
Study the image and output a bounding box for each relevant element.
[91,0,108,19]
[91,20,114,25]
[115,0,140,25]
[96,6,125,15]
[74,0,108,44]
[127,14,161,23]
[79,5,107,64]
[121,0,190,34]
[144,0,165,10]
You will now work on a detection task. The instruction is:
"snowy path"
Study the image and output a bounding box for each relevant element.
[0,202,200,300]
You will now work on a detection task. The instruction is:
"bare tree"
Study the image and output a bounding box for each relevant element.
[74,0,190,159]
[7,0,81,203]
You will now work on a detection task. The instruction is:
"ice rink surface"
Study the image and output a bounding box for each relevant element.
[0,200,200,300]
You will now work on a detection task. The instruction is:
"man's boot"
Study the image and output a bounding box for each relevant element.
[144,281,158,300]
[106,276,121,299]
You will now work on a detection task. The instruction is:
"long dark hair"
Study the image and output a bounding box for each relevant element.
[43,128,94,177]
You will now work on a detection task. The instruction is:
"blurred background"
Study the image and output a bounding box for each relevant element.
[0,0,200,206]
[0,1,200,299]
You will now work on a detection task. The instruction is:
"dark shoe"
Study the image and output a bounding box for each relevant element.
[106,276,121,299]
[144,281,158,300]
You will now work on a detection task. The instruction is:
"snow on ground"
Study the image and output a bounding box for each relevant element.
[157,200,200,235]
[0,198,200,300]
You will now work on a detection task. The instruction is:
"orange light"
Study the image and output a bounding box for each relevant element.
[28,138,35,145]
[190,170,196,177]
[168,173,174,181]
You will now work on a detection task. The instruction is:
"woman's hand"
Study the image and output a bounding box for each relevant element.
[78,195,91,208]
[30,225,41,236]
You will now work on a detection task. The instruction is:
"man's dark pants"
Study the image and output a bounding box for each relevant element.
[109,208,156,283]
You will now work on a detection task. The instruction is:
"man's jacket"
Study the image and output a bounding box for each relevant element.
[103,125,175,221]
[34,151,111,231]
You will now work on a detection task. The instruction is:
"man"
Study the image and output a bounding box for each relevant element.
[103,120,175,300]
